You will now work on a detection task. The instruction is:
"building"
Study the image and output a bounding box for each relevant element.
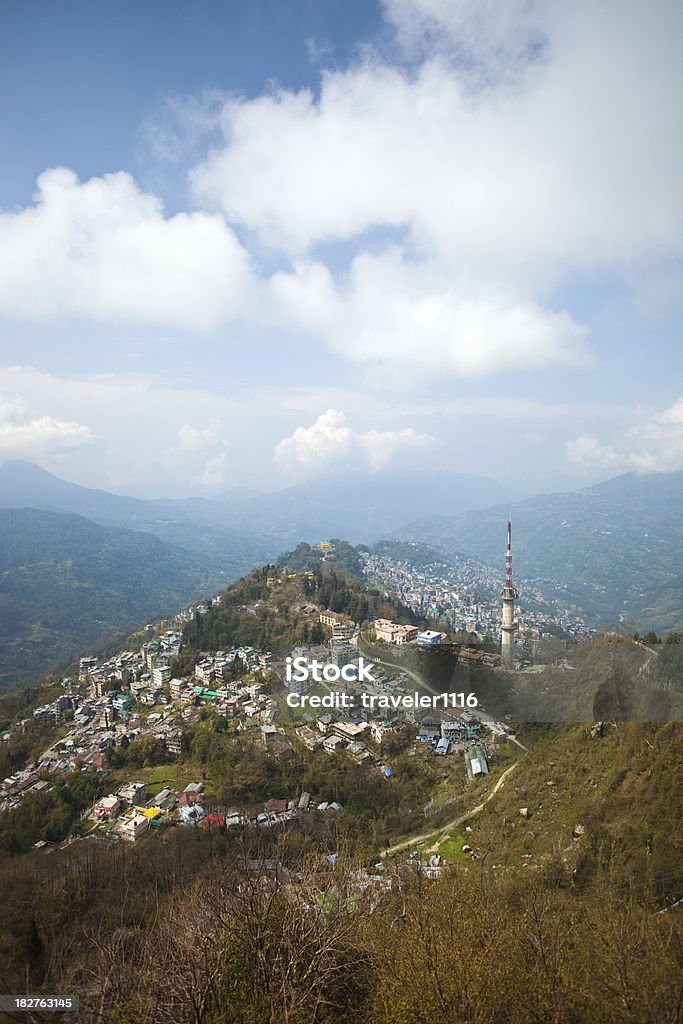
[417,720,441,742]
[118,810,149,842]
[331,720,369,742]
[261,725,278,747]
[79,656,98,681]
[416,630,445,646]
[118,782,147,807]
[373,619,419,645]
[319,610,345,627]
[440,710,465,742]
[165,730,183,755]
[465,744,489,780]
[94,795,120,820]
[332,621,356,642]
[112,693,132,715]
[460,711,482,738]
[371,723,394,744]
[152,664,171,688]
[296,726,321,750]
[169,677,186,698]
[179,803,205,826]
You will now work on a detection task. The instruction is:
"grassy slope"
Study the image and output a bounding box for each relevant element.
[461,721,683,899]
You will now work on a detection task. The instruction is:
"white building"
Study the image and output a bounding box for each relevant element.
[118,810,149,842]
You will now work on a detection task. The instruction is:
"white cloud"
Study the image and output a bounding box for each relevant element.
[0,167,252,330]
[382,0,544,74]
[141,90,226,163]
[1,0,681,397]
[273,408,434,472]
[0,393,95,458]
[178,418,223,451]
[195,453,229,488]
[191,2,683,273]
[187,0,682,380]
[0,366,254,495]
[271,250,588,377]
[567,398,683,474]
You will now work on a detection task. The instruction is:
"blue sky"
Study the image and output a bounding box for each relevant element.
[0,0,682,498]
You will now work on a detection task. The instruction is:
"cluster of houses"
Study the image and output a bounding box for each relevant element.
[1,616,281,813]
[372,619,420,645]
[89,777,344,843]
[363,551,596,645]
[93,780,204,840]
[2,578,511,836]
[294,715,386,762]
[0,767,53,812]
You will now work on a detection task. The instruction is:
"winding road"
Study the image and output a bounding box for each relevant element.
[360,639,528,857]
[382,759,522,858]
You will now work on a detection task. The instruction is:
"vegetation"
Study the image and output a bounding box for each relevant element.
[0,805,680,1023]
[276,539,365,580]
[0,768,102,854]
[370,538,455,569]
[0,532,681,1020]
[0,508,230,691]
[179,561,423,659]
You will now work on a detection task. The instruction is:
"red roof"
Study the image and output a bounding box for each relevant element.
[177,791,201,806]
[201,814,225,831]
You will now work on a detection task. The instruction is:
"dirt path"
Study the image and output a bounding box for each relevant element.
[382,760,522,858]
[363,643,527,856]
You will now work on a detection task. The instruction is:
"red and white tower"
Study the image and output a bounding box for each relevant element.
[500,519,519,668]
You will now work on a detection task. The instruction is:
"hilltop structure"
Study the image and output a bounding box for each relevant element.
[500,520,519,668]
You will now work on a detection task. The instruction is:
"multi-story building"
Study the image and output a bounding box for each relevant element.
[152,664,171,688]
[319,610,345,627]
[373,619,418,644]
[118,810,149,842]
[94,795,120,820]
[416,630,445,646]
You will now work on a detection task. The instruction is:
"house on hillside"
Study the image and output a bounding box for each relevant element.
[94,795,120,821]
[465,744,489,780]
[118,810,149,842]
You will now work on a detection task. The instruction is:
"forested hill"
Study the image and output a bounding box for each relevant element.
[0,508,228,690]
[275,539,366,580]
[175,551,424,669]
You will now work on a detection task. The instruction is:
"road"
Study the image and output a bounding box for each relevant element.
[361,650,440,696]
[359,641,529,857]
[364,648,528,751]
[381,760,522,858]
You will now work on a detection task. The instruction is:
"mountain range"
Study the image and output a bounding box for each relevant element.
[0,507,234,690]
[0,460,514,546]
[0,461,514,689]
[1,460,682,689]
[392,470,683,632]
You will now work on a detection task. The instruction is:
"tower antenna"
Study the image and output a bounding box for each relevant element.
[500,517,519,668]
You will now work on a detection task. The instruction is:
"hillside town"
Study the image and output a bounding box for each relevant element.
[362,548,597,646]
[0,590,517,848]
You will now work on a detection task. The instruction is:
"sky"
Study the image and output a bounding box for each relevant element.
[0,0,682,499]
